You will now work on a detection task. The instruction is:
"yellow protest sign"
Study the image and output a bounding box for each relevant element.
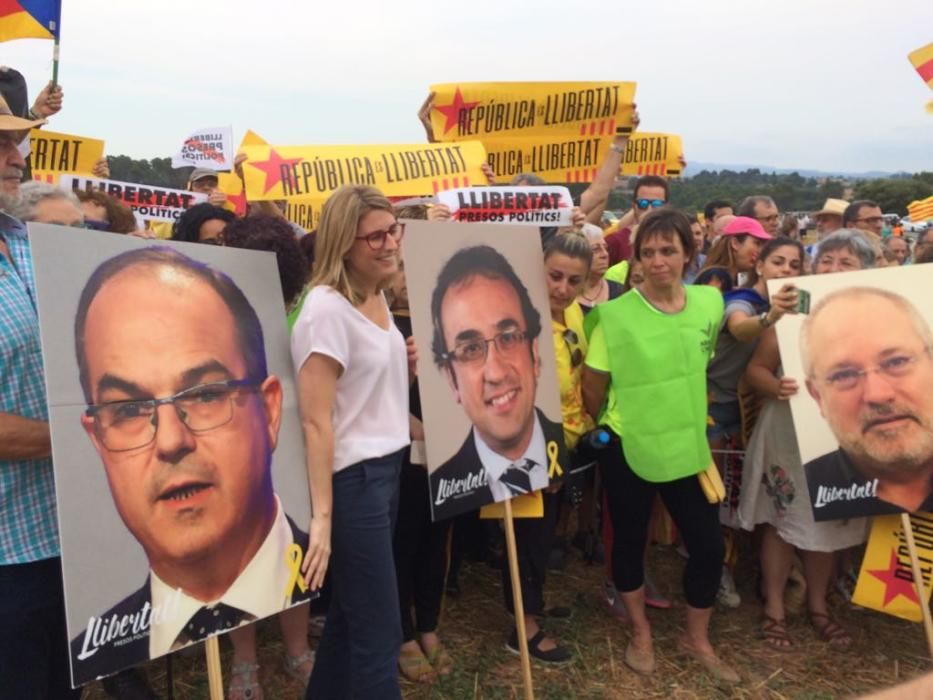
[239,129,268,150]
[483,132,683,184]
[853,513,933,622]
[216,172,248,216]
[430,82,636,142]
[284,198,324,232]
[241,142,488,202]
[28,128,104,176]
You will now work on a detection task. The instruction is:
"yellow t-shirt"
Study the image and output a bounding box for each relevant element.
[551,302,594,449]
[583,321,622,437]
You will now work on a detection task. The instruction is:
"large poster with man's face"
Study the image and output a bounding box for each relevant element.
[28,225,313,687]
[771,264,933,522]
[402,220,567,522]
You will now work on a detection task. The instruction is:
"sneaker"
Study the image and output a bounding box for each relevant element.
[717,567,741,609]
[602,580,629,622]
[644,569,672,610]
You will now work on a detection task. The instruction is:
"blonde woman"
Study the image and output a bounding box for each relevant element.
[291,185,415,699]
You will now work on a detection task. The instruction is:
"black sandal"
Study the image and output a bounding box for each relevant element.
[506,629,572,664]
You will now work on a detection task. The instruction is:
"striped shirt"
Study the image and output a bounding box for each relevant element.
[0,213,60,564]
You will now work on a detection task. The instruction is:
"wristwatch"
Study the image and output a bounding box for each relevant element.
[758,312,772,328]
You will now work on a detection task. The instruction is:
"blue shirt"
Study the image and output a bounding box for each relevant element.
[0,213,60,564]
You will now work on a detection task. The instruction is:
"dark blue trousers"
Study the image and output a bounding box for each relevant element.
[0,557,83,698]
[306,450,404,700]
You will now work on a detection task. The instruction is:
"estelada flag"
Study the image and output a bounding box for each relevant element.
[852,513,933,623]
[908,43,933,113]
[907,195,933,222]
[0,0,61,41]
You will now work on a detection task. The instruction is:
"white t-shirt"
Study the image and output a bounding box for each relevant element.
[291,286,410,472]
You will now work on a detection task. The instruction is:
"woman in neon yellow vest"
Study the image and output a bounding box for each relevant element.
[581,208,739,684]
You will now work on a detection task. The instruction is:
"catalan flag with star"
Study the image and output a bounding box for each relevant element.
[0,0,61,42]
[908,42,933,113]
[908,195,933,222]
[853,513,933,623]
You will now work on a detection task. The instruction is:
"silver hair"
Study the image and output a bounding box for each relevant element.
[737,195,776,218]
[8,181,81,222]
[800,286,933,379]
[814,229,876,270]
[581,222,603,242]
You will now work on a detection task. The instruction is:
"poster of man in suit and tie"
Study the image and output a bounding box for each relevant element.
[28,226,315,687]
[401,220,567,522]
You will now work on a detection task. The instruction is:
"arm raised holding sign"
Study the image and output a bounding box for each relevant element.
[580,109,639,226]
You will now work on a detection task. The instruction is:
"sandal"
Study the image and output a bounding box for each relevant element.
[227,661,263,700]
[506,629,572,664]
[425,642,454,676]
[399,644,434,682]
[760,615,793,650]
[809,611,852,649]
[282,649,315,689]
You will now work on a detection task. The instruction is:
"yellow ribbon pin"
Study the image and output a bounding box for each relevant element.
[284,543,309,601]
[547,440,563,479]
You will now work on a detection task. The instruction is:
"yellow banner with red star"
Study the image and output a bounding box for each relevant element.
[484,132,683,184]
[28,128,105,181]
[241,142,488,202]
[853,513,933,622]
[429,82,636,142]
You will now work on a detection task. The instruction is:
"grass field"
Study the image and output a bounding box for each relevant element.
[85,543,930,699]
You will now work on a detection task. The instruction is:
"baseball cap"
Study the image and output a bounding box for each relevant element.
[188,168,219,184]
[722,216,771,241]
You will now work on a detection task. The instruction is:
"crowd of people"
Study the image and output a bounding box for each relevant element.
[2,64,933,700]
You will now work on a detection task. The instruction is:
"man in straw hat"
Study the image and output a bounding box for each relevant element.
[0,93,85,699]
[812,198,849,237]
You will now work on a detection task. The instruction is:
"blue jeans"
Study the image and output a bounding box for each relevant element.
[306,450,404,700]
[0,557,82,699]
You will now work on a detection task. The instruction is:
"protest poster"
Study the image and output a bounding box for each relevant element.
[429,82,636,141]
[436,185,573,226]
[770,264,933,522]
[216,172,248,216]
[241,142,488,203]
[60,175,208,222]
[171,126,235,171]
[27,128,105,181]
[401,220,567,522]
[483,132,683,184]
[28,225,315,686]
[853,513,933,622]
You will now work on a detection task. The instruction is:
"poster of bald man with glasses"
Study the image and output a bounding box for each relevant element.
[400,221,567,522]
[771,265,933,522]
[27,225,314,686]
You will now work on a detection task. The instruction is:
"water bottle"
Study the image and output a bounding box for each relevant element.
[584,429,611,450]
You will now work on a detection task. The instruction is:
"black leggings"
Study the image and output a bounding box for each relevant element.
[599,433,724,609]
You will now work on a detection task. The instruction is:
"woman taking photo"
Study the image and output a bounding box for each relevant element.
[738,229,875,651]
[582,208,738,683]
[701,216,771,287]
[291,185,414,699]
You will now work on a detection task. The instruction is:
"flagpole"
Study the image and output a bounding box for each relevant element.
[50,27,60,87]
[900,513,933,660]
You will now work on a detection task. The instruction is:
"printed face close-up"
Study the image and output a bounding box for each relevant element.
[79,266,279,572]
[806,295,933,480]
[440,274,540,459]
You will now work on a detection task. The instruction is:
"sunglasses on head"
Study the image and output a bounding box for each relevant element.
[635,198,665,210]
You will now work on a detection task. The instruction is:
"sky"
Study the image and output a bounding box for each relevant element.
[4,0,933,174]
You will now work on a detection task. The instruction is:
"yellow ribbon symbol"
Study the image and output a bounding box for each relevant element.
[284,543,309,601]
[547,440,563,479]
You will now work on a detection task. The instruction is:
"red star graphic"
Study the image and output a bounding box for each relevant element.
[226,188,247,217]
[433,87,479,136]
[247,148,303,194]
[868,549,921,607]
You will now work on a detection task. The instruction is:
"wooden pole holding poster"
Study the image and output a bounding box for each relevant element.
[204,636,224,700]
[899,513,933,660]
[503,498,535,700]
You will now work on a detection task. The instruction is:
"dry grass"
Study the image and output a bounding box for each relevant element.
[84,545,930,699]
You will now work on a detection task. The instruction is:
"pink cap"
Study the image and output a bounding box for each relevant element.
[722,216,772,240]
